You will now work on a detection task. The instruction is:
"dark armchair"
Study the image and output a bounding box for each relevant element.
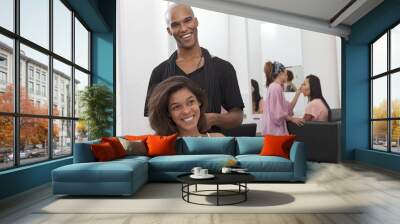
[287,109,341,163]
[221,123,257,137]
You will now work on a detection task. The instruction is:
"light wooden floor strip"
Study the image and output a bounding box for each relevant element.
[1,162,400,224]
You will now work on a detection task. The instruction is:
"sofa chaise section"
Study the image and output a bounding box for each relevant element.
[52,158,148,195]
[52,142,149,196]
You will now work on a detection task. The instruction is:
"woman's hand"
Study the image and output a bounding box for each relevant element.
[296,84,303,95]
[288,116,305,126]
[203,113,218,131]
[290,87,303,109]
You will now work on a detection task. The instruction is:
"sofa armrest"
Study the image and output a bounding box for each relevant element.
[289,141,307,181]
[73,140,100,163]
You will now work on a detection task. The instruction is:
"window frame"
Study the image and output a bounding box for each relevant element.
[0,71,7,85]
[0,53,8,88]
[370,21,400,154]
[0,0,92,171]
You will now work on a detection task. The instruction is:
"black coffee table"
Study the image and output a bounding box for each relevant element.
[177,172,255,206]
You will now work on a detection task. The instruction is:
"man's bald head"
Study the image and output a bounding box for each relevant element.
[164,3,199,49]
[165,3,195,26]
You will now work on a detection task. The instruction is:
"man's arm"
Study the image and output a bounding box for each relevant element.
[215,59,245,129]
[205,108,243,130]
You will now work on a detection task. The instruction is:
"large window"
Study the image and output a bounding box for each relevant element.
[0,0,91,171]
[371,23,400,154]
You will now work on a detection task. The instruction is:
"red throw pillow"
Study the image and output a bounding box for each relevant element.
[101,137,127,158]
[91,142,117,161]
[146,134,177,157]
[259,135,296,159]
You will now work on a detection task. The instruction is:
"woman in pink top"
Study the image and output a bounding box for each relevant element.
[262,61,304,135]
[301,75,330,121]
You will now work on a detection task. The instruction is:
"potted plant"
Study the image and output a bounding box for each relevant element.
[79,84,113,140]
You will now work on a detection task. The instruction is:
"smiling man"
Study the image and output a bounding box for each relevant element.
[144,4,244,132]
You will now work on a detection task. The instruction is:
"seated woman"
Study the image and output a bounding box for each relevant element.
[301,74,331,121]
[147,76,224,137]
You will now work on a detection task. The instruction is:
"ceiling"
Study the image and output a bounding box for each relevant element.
[168,0,384,38]
[223,0,384,26]
[224,0,353,24]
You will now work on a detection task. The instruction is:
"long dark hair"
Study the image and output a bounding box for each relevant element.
[287,70,294,82]
[148,76,208,135]
[264,62,273,87]
[265,61,285,87]
[251,79,262,112]
[306,74,331,120]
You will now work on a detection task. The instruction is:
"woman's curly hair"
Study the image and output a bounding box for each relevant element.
[147,76,208,135]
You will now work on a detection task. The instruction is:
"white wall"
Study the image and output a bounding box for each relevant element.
[336,37,342,105]
[261,22,303,67]
[117,0,342,135]
[197,8,229,59]
[301,30,341,108]
[246,19,263,86]
[227,16,252,119]
[167,7,230,58]
[116,0,169,135]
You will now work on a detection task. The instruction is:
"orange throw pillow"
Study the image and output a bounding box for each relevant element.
[146,134,177,157]
[260,135,296,159]
[101,137,127,158]
[91,142,117,161]
[124,135,150,142]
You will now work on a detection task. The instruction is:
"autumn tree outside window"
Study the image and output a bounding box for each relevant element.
[0,0,91,170]
[370,23,400,154]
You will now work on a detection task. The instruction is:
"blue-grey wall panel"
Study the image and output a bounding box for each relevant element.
[342,44,369,160]
[344,0,400,170]
[92,33,113,88]
[91,32,115,135]
[65,0,110,32]
[0,158,72,199]
[355,149,400,172]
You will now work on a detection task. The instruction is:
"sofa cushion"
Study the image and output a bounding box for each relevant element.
[53,158,148,183]
[235,137,264,155]
[118,138,147,156]
[114,155,150,164]
[52,157,149,195]
[178,137,235,155]
[148,154,235,172]
[236,155,293,172]
[53,163,137,183]
[124,135,151,150]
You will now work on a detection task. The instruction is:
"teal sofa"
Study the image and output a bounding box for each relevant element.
[52,137,306,196]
